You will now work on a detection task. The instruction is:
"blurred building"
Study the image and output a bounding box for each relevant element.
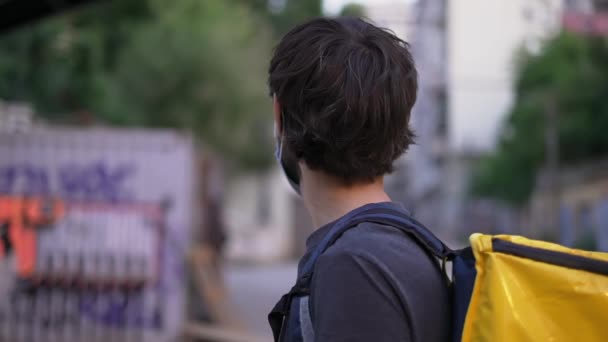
[388,0,566,238]
[391,0,608,242]
[448,0,563,153]
[365,0,422,222]
[364,1,415,40]
[225,167,308,263]
[386,0,449,234]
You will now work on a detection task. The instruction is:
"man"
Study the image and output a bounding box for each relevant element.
[268,17,450,342]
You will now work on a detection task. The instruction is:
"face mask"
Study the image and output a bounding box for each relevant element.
[274,125,301,195]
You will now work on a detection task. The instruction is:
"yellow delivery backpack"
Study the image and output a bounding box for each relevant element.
[267,204,608,342]
[455,234,608,342]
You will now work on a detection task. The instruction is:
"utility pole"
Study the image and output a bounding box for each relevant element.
[395,0,446,228]
[544,94,567,244]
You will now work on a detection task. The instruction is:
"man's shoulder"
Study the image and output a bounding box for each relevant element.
[310,220,451,341]
[323,221,438,264]
[314,220,447,294]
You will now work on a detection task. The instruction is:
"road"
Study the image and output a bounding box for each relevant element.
[225,262,298,340]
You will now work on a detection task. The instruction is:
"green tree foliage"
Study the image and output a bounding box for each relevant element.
[0,1,152,120]
[240,0,322,35]
[272,0,322,34]
[339,3,366,17]
[471,33,608,204]
[0,0,275,169]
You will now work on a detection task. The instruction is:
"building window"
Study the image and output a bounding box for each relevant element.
[257,174,271,226]
[437,89,448,138]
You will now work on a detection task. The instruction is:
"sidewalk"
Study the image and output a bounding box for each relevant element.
[224,262,298,340]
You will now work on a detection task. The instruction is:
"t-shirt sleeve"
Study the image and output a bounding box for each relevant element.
[310,249,413,342]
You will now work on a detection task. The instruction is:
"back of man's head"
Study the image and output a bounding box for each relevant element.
[269,17,417,184]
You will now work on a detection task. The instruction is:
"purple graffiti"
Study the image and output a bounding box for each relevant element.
[59,163,135,202]
[0,162,135,202]
[0,166,16,193]
[0,164,50,195]
[79,291,162,329]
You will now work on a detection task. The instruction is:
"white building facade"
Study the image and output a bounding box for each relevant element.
[364,1,415,40]
[447,0,563,153]
[388,0,567,238]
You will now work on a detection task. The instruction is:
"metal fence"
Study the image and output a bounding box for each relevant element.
[0,201,165,342]
[0,127,196,342]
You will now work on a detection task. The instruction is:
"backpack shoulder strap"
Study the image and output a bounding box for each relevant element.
[295,202,452,290]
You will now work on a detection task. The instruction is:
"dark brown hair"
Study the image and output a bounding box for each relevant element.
[269,17,417,184]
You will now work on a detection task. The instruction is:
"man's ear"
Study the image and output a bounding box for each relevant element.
[273,94,282,133]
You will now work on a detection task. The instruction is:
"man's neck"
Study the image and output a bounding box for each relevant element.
[300,166,391,228]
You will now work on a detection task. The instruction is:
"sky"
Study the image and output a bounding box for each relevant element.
[323,0,415,15]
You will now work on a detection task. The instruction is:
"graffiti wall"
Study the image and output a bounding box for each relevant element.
[0,128,197,342]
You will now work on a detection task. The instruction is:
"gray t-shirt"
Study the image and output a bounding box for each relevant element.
[299,208,450,341]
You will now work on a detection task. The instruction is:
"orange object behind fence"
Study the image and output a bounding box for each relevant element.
[0,196,65,278]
